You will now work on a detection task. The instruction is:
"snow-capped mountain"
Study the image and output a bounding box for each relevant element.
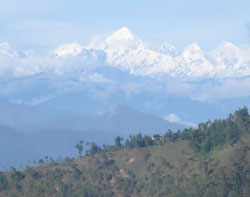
[0,28,250,124]
[181,43,215,78]
[210,42,250,77]
[93,27,180,77]
[93,27,250,79]
[51,27,250,80]
[2,27,250,81]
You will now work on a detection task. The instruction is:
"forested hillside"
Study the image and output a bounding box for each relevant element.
[0,107,249,197]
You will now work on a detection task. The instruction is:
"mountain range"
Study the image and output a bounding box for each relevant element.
[0,27,250,129]
[0,27,250,169]
[0,99,184,169]
[1,27,250,81]
[53,27,250,79]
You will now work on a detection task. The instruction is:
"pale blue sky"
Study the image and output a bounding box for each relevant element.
[0,0,250,51]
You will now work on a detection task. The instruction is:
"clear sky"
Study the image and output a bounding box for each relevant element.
[0,0,250,51]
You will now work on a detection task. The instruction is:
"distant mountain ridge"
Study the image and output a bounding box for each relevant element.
[0,99,185,169]
[0,98,185,132]
[0,98,68,129]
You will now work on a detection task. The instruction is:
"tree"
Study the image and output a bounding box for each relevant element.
[0,173,8,190]
[89,142,102,156]
[10,167,25,182]
[75,140,83,155]
[153,134,160,141]
[144,135,154,146]
[115,136,123,147]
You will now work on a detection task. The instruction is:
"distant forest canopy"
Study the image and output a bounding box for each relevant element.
[77,106,249,156]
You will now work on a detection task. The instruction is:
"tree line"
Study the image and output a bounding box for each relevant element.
[76,106,250,156]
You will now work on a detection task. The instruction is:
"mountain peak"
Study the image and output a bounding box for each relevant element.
[158,42,180,57]
[220,41,236,47]
[185,42,202,52]
[215,41,240,52]
[183,43,203,57]
[106,27,134,43]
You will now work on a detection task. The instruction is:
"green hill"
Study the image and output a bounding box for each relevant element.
[0,107,250,197]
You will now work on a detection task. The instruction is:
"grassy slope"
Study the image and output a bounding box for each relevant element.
[1,134,250,197]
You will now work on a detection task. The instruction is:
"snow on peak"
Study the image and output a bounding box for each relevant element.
[105,27,135,44]
[184,42,202,53]
[183,43,204,59]
[219,41,238,49]
[158,43,180,57]
[181,43,215,78]
[215,41,239,54]
[53,42,84,57]
[213,41,240,55]
[2,28,250,80]
[210,41,245,77]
